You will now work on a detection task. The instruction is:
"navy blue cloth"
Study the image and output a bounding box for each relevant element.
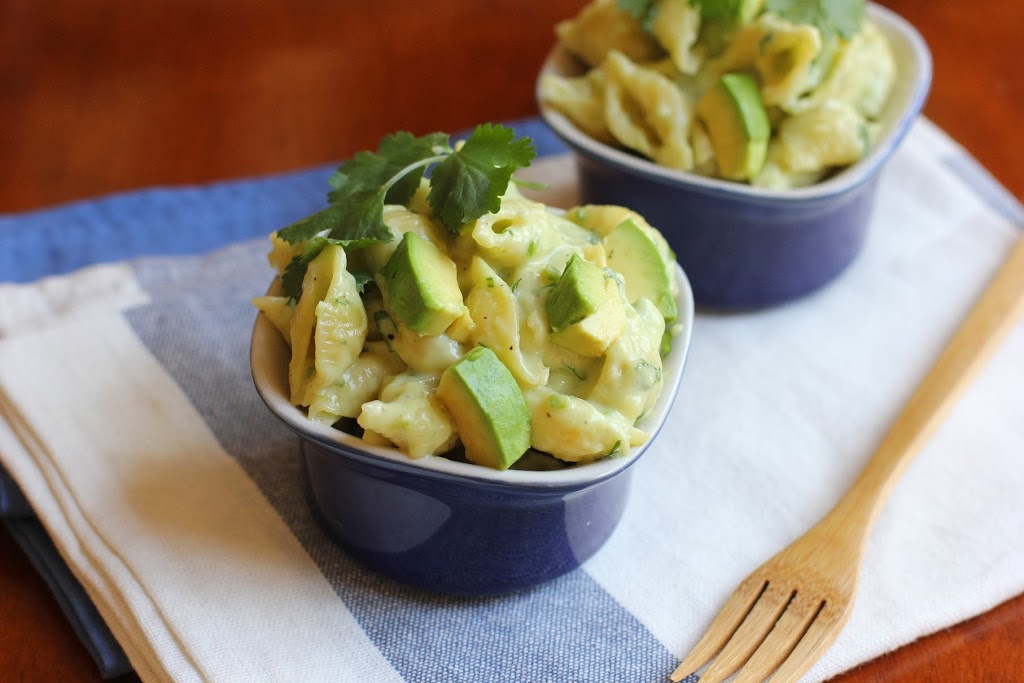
[0,117,567,679]
[0,466,30,517]
[4,519,134,678]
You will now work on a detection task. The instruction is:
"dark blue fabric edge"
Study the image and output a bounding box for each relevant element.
[4,518,133,678]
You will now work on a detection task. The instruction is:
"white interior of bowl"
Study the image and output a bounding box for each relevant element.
[250,266,695,488]
[536,3,933,201]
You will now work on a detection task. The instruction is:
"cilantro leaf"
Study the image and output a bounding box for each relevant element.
[351,272,374,294]
[428,123,536,231]
[281,236,338,300]
[280,239,382,301]
[766,0,864,40]
[276,203,351,244]
[327,150,390,202]
[324,186,392,247]
[378,131,451,204]
[277,190,392,299]
[618,0,658,29]
[328,131,450,206]
[277,187,393,248]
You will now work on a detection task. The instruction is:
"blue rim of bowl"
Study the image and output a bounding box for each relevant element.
[536,2,933,206]
[250,265,695,492]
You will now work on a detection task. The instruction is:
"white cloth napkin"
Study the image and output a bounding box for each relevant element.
[1,117,1021,683]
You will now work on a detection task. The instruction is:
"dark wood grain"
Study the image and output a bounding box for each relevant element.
[1,1,1021,681]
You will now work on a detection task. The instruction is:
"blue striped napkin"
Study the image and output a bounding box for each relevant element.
[1,117,1021,683]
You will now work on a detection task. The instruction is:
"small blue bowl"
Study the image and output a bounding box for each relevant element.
[538,3,931,310]
[251,267,694,596]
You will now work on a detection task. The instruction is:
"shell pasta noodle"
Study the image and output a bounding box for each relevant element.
[254,128,681,471]
[539,0,896,188]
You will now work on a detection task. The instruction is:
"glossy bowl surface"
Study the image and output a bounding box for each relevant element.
[537,3,932,310]
[251,267,694,595]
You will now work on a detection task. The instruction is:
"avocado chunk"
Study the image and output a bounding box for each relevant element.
[381,232,464,336]
[696,73,770,181]
[436,346,531,470]
[545,254,607,331]
[604,219,677,323]
[550,276,626,357]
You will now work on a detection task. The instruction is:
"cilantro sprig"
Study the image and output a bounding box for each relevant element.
[618,0,864,40]
[275,124,536,300]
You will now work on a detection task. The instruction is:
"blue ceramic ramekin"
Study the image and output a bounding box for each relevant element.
[538,3,932,310]
[251,267,694,596]
[301,439,635,595]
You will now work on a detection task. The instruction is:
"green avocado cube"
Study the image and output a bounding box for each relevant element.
[549,277,626,357]
[381,232,464,336]
[696,73,770,181]
[545,254,608,331]
[604,219,677,323]
[437,346,531,470]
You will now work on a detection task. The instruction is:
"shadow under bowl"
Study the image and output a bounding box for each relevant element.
[250,267,695,596]
[537,3,932,310]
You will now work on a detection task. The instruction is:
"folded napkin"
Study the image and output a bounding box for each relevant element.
[1,117,1021,683]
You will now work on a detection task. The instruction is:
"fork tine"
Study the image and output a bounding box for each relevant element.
[763,602,849,683]
[730,594,822,683]
[696,582,794,683]
[669,575,767,682]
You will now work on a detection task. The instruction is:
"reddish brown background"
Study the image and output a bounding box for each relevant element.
[1,1,1022,681]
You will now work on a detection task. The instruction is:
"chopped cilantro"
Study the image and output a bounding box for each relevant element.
[548,393,570,409]
[563,363,587,381]
[636,359,662,381]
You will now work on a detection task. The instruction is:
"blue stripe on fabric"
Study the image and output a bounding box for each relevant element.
[0,166,333,284]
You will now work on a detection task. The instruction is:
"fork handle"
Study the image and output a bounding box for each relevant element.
[835,236,1024,532]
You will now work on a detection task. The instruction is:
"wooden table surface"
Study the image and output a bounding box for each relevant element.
[1,1,1021,681]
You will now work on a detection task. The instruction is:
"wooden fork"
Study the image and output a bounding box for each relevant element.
[670,237,1024,683]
